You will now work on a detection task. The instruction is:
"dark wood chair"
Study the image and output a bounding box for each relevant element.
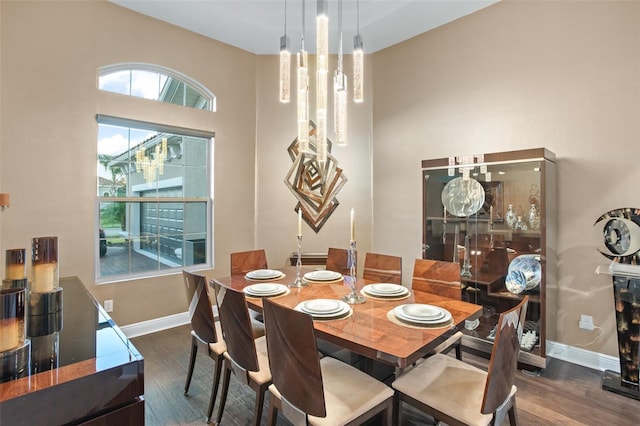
[230,249,268,274]
[230,249,269,327]
[211,282,271,426]
[326,247,355,276]
[392,296,528,426]
[262,298,394,425]
[182,270,226,423]
[363,252,402,284]
[412,258,463,359]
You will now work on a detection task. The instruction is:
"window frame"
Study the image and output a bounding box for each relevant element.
[96,63,215,284]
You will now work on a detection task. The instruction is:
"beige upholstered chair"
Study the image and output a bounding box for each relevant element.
[363,252,403,284]
[262,298,394,425]
[392,296,529,426]
[211,282,271,426]
[325,247,354,276]
[182,270,226,423]
[412,258,464,359]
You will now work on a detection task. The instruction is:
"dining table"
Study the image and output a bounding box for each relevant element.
[210,265,482,374]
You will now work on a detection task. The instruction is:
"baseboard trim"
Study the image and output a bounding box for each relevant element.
[119,315,621,374]
[120,311,190,339]
[547,341,620,373]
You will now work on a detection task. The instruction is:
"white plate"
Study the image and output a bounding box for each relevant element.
[296,300,351,318]
[364,283,407,295]
[303,270,342,281]
[301,299,343,314]
[243,283,286,296]
[393,304,451,324]
[245,269,282,280]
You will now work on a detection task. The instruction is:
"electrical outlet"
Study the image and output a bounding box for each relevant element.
[104,299,114,313]
[579,314,594,331]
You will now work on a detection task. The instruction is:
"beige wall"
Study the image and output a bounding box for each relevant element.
[372,0,640,357]
[0,1,260,325]
[1,0,638,359]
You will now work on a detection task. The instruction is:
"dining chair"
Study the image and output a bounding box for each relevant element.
[211,282,271,426]
[230,249,268,274]
[182,270,226,423]
[392,296,528,426]
[363,252,403,284]
[412,258,463,359]
[262,298,395,426]
[230,248,269,326]
[326,247,354,276]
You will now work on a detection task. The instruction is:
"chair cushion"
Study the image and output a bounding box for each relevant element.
[393,353,516,426]
[250,317,265,338]
[429,330,462,355]
[311,357,393,426]
[247,336,271,385]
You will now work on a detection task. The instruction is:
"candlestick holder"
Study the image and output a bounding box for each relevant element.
[289,236,308,288]
[341,240,366,304]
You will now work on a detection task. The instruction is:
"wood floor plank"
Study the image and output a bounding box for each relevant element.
[131,325,640,425]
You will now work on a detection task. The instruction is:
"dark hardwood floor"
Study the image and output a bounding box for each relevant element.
[131,325,640,425]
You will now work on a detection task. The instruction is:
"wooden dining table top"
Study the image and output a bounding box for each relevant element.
[210,266,482,369]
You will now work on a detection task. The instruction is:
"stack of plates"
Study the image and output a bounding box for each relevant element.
[243,283,288,298]
[362,283,409,299]
[393,304,452,325]
[296,299,351,319]
[303,270,343,282]
[244,269,284,281]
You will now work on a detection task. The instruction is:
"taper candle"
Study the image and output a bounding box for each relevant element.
[350,208,355,241]
[297,209,302,237]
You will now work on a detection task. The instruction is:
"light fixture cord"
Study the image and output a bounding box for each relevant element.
[338,0,343,73]
[301,0,305,51]
[357,0,360,35]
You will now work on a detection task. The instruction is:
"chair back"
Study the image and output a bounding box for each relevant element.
[326,247,354,276]
[363,252,402,284]
[211,282,259,373]
[411,259,462,299]
[230,249,268,275]
[183,270,219,345]
[262,298,326,419]
[481,296,529,414]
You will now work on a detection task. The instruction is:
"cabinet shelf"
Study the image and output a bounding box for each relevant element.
[422,148,556,369]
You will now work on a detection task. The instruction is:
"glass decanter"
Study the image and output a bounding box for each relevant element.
[528,204,540,231]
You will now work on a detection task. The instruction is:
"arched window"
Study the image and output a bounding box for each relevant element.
[96,64,214,283]
[98,63,216,111]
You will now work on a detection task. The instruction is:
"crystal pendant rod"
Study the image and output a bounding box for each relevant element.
[297,0,310,151]
[353,0,364,103]
[316,0,328,165]
[279,0,290,103]
[333,0,347,145]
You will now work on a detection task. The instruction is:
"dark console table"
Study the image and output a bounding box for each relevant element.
[0,277,144,425]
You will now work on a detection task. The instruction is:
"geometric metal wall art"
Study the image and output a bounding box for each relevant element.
[284,121,347,233]
[594,207,640,265]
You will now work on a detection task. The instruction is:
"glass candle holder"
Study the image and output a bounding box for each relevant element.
[6,249,26,281]
[0,288,26,353]
[31,236,59,293]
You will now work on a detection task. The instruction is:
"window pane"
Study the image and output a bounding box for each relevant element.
[98,70,131,95]
[131,70,162,100]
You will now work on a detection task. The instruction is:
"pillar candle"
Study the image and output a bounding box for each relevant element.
[0,318,19,352]
[298,209,302,237]
[6,264,25,280]
[32,263,56,293]
[350,208,355,241]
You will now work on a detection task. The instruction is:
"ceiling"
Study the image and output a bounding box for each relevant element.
[110,0,499,54]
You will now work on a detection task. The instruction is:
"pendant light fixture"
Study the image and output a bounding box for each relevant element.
[353,0,364,103]
[279,0,290,103]
[333,0,347,145]
[297,0,310,152]
[316,0,329,165]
